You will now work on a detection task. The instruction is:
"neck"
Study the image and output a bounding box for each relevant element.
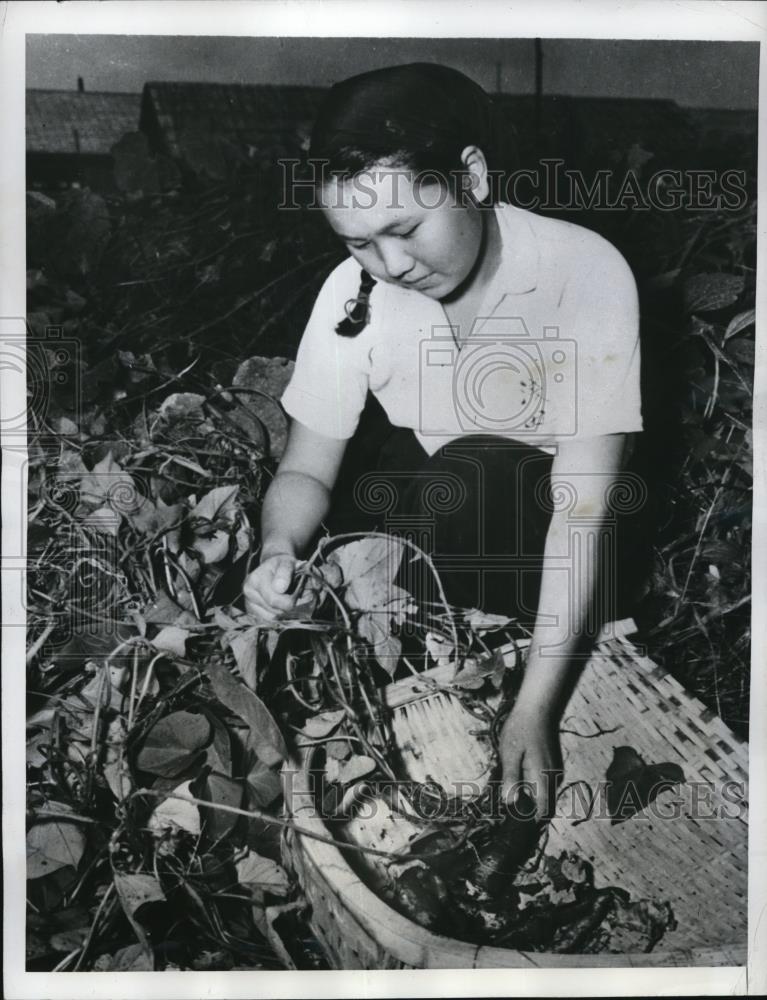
[441,205,502,304]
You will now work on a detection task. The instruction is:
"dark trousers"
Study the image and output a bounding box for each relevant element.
[325,405,649,628]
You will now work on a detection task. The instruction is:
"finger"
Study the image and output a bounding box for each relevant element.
[245,599,278,623]
[271,558,295,594]
[264,589,301,612]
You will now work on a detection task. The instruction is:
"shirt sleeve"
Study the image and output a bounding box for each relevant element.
[280,259,370,439]
[569,246,643,440]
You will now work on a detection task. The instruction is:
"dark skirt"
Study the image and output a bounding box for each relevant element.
[324,405,649,628]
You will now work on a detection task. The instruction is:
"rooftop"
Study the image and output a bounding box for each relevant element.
[27,88,142,155]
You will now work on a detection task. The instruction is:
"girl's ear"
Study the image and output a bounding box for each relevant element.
[459,144,491,204]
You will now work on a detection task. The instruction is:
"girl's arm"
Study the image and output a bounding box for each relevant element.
[499,432,632,816]
[260,418,348,559]
[244,420,347,619]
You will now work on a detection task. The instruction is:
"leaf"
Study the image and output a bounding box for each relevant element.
[103,717,132,801]
[27,807,86,879]
[357,608,403,675]
[236,850,290,897]
[191,484,239,523]
[425,631,455,668]
[136,711,211,778]
[452,650,507,690]
[605,746,685,824]
[326,737,353,761]
[300,709,346,739]
[328,536,406,611]
[246,759,283,809]
[113,871,165,956]
[465,608,514,631]
[724,308,755,341]
[151,625,190,657]
[188,486,240,565]
[199,773,243,841]
[228,626,260,690]
[206,659,287,767]
[725,338,754,366]
[79,451,141,512]
[157,392,206,423]
[204,713,233,775]
[683,273,744,314]
[88,505,122,536]
[338,754,376,784]
[213,605,248,631]
[147,780,201,836]
[49,926,89,953]
[128,496,182,537]
[96,942,153,971]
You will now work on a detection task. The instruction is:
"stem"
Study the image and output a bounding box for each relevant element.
[26,622,56,665]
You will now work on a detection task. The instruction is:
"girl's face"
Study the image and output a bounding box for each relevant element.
[318,157,489,300]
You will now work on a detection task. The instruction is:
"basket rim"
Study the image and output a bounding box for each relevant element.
[283,626,747,970]
[283,753,745,968]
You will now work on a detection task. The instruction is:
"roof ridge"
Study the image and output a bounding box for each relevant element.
[26,88,141,97]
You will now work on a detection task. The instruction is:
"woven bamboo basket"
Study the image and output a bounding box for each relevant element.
[282,618,748,969]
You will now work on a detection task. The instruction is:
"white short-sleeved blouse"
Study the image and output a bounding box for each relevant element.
[280,203,643,457]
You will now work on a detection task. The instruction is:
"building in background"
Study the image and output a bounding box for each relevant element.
[26,78,756,193]
[26,80,141,191]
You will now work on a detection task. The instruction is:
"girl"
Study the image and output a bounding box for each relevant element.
[243,63,645,818]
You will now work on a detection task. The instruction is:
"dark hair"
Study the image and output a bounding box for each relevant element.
[309,63,497,337]
[310,62,497,181]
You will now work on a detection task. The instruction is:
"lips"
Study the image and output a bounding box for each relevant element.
[402,272,433,288]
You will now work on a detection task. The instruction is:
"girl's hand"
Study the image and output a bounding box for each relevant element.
[498,701,563,820]
[243,554,319,623]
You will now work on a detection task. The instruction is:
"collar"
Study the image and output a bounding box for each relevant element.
[490,202,540,297]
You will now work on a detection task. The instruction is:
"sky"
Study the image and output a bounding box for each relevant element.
[25,35,760,109]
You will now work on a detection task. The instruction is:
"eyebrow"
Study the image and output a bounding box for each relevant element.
[337,219,416,242]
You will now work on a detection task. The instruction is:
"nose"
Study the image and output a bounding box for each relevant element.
[378,238,415,282]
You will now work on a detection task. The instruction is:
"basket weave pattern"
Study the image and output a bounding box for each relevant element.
[282,620,748,968]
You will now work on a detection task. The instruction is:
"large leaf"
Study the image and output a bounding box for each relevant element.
[136,711,211,778]
[300,709,346,740]
[328,536,407,612]
[724,308,755,341]
[198,772,243,841]
[113,871,165,956]
[228,626,260,690]
[188,485,241,565]
[605,746,685,825]
[338,754,376,785]
[151,625,191,657]
[206,660,287,767]
[357,608,403,676]
[79,451,141,512]
[683,273,744,314]
[236,850,290,897]
[204,713,233,776]
[246,758,283,809]
[27,805,86,879]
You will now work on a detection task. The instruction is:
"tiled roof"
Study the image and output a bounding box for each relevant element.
[26,89,141,155]
[140,82,327,157]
